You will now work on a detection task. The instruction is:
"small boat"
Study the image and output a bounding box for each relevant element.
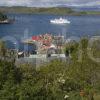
[0,18,15,24]
[50,17,70,24]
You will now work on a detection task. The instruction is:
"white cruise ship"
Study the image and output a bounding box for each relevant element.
[50,17,70,24]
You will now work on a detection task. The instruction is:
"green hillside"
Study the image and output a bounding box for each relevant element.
[0,7,74,14]
[0,7,100,15]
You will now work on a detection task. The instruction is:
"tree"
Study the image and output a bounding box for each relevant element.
[0,12,7,21]
[0,41,6,57]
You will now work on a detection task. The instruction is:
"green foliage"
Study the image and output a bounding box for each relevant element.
[0,41,6,57]
[64,41,79,60]
[0,12,7,21]
[0,61,21,100]
[0,39,100,99]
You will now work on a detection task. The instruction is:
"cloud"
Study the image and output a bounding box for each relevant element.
[0,0,33,6]
[0,0,99,7]
[69,1,100,7]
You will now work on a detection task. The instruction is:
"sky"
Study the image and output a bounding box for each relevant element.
[0,0,100,7]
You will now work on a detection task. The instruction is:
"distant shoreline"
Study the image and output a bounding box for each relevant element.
[0,7,100,16]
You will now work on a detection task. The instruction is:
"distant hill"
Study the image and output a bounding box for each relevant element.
[0,6,100,15]
[71,6,100,11]
[0,7,74,14]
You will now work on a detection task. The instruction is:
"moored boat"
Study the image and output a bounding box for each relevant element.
[0,18,15,24]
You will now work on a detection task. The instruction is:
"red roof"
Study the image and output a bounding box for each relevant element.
[32,36,40,41]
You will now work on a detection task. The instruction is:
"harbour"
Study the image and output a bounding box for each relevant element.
[0,2,100,99]
[0,14,100,51]
[16,33,66,66]
[0,14,100,63]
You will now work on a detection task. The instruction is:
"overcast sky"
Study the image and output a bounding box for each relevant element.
[0,0,100,7]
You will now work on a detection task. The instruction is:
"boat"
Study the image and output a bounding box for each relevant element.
[0,18,15,24]
[50,17,70,24]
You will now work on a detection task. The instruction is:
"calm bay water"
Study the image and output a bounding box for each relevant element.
[0,14,100,50]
